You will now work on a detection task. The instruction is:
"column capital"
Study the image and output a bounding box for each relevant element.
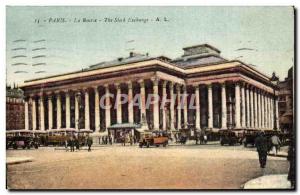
[176,83,182,91]
[93,86,99,92]
[114,82,121,89]
[169,82,174,89]
[37,92,44,97]
[207,83,213,88]
[220,82,226,87]
[151,77,159,86]
[54,90,61,95]
[138,79,145,87]
[193,84,200,89]
[47,94,53,100]
[162,80,168,88]
[127,81,133,89]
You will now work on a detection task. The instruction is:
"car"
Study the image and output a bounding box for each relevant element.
[219,130,240,146]
[6,130,39,149]
[242,130,258,147]
[139,130,169,148]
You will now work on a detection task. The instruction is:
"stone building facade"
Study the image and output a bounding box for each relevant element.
[278,67,293,131]
[6,86,25,130]
[20,44,280,134]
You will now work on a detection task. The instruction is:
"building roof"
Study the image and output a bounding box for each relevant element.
[88,53,153,70]
[171,54,228,68]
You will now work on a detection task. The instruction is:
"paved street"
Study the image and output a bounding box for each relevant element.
[6,143,289,189]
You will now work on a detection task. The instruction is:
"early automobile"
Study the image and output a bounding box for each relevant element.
[6,130,40,149]
[219,130,240,146]
[139,130,169,148]
[242,130,259,147]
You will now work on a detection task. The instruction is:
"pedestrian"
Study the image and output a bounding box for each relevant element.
[254,132,268,168]
[203,133,207,144]
[105,136,108,145]
[70,136,75,152]
[75,136,80,151]
[123,134,126,146]
[287,135,295,189]
[129,134,133,146]
[270,134,281,156]
[87,135,93,152]
[65,138,69,152]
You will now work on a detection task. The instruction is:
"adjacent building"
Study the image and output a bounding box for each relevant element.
[20,44,280,137]
[6,85,25,130]
[278,67,293,131]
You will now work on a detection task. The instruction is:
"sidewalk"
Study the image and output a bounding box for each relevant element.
[243,174,292,189]
[6,157,33,165]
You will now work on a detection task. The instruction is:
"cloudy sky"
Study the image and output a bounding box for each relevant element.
[6,6,294,86]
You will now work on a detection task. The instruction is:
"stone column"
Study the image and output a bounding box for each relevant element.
[260,91,266,129]
[128,81,134,124]
[115,83,122,124]
[257,90,261,129]
[94,87,100,132]
[265,95,269,129]
[183,85,188,128]
[31,96,37,130]
[271,97,274,129]
[268,95,271,129]
[84,89,90,129]
[246,86,250,128]
[139,80,146,123]
[75,91,80,130]
[39,95,45,131]
[169,82,175,130]
[250,88,254,128]
[241,83,246,128]
[275,96,279,130]
[176,84,182,130]
[105,85,111,129]
[48,94,53,130]
[195,85,201,130]
[162,81,167,130]
[208,84,213,129]
[235,83,241,128]
[65,90,71,129]
[254,88,258,128]
[221,83,227,129]
[24,99,29,130]
[56,92,62,129]
[152,78,160,130]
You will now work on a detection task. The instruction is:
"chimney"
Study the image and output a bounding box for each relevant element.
[182,44,220,57]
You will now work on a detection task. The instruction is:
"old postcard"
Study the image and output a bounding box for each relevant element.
[6,6,295,190]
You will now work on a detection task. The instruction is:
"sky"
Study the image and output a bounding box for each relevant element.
[6,6,294,86]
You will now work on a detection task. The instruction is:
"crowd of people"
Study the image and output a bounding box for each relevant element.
[65,135,93,152]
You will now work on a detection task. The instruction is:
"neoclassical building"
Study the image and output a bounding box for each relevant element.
[20,44,280,135]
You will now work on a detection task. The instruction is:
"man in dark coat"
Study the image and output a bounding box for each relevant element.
[69,136,75,152]
[287,135,295,189]
[87,135,93,152]
[254,132,268,168]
